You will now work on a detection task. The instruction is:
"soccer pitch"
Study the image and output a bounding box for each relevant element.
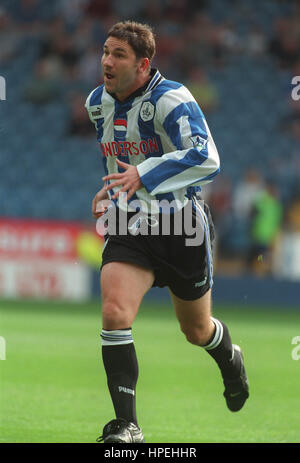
[0,298,299,443]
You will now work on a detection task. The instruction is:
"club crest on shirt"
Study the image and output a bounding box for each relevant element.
[140,101,155,122]
[190,135,207,150]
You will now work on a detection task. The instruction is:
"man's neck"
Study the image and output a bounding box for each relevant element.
[110,69,155,102]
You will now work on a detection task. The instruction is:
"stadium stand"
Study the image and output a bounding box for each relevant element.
[0,0,299,262]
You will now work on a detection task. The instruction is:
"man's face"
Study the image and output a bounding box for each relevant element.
[101,36,141,100]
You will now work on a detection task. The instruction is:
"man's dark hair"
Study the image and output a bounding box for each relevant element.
[107,21,156,62]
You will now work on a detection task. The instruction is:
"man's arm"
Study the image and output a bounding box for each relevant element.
[100,86,220,201]
[103,159,142,201]
[92,185,110,218]
[136,89,220,195]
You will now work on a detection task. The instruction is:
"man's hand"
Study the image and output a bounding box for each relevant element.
[92,186,109,219]
[102,159,142,201]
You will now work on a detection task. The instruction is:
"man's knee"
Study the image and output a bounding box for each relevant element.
[102,299,130,329]
[180,321,214,346]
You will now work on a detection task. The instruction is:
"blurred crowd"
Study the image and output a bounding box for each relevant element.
[1,0,300,275]
[1,1,299,106]
[1,0,299,125]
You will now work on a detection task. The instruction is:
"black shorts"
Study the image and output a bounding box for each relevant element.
[101,198,215,301]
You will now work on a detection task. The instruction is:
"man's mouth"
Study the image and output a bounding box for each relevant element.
[104,72,114,80]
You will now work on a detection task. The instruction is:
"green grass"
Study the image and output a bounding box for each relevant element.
[1,298,300,443]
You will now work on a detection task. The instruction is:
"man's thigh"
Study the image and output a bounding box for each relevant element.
[170,288,212,330]
[101,261,155,329]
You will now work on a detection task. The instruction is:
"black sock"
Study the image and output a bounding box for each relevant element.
[204,318,240,379]
[101,329,138,426]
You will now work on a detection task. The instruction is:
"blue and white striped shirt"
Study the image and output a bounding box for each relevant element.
[85,69,220,213]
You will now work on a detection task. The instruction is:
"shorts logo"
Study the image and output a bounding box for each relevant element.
[194,277,207,287]
[190,135,207,150]
[140,101,155,122]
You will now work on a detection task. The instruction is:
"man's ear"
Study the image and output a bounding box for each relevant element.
[139,57,150,73]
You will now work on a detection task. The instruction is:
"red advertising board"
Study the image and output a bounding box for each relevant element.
[0,218,103,300]
[0,218,84,260]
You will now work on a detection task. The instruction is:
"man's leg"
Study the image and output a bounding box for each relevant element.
[170,289,249,411]
[100,261,155,426]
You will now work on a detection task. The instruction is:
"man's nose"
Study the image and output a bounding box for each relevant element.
[103,53,113,67]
